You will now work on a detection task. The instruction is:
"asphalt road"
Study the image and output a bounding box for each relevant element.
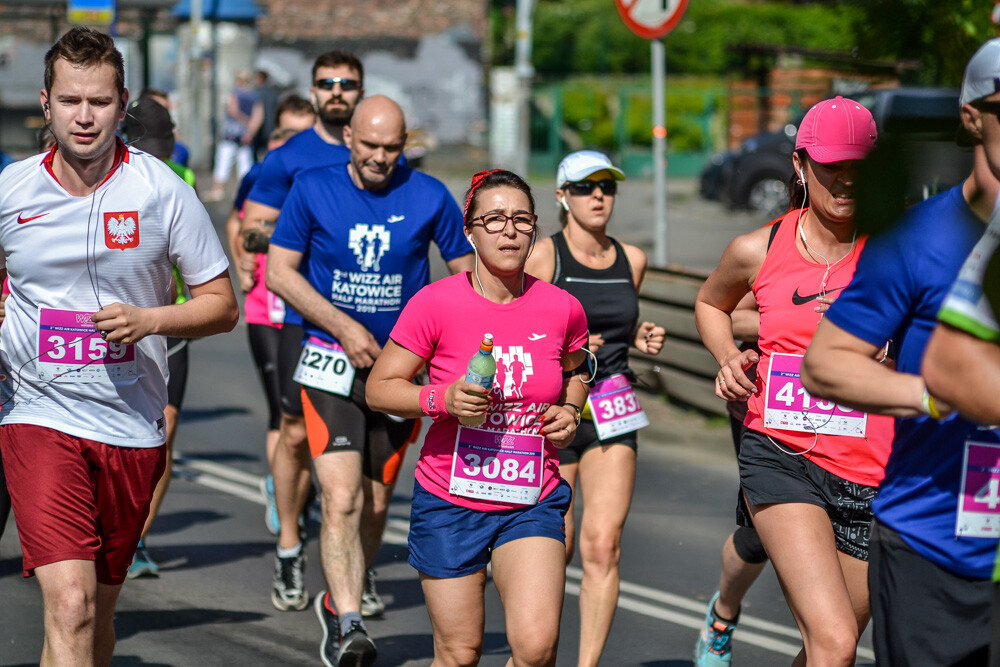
[0,172,875,666]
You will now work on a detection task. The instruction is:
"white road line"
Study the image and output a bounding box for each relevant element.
[174,456,875,663]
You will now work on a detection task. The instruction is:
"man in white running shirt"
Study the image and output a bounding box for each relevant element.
[0,27,238,665]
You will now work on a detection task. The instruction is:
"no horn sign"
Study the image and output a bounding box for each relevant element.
[615,0,690,40]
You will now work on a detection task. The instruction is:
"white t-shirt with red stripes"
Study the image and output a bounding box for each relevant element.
[0,143,229,447]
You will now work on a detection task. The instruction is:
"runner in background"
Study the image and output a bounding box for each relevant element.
[366,168,589,667]
[226,96,315,536]
[800,41,1000,665]
[922,192,1000,666]
[267,96,472,666]
[0,125,57,546]
[525,149,664,667]
[0,27,237,663]
[693,290,769,667]
[122,97,197,578]
[696,97,893,666]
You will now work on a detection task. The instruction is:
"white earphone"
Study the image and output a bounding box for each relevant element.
[466,233,476,249]
[797,167,805,184]
[560,197,569,212]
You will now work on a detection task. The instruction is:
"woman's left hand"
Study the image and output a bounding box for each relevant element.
[635,321,665,355]
[540,403,577,448]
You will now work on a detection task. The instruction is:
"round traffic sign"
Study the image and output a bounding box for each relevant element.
[615,0,690,40]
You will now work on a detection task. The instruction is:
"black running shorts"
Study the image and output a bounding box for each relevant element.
[738,428,876,561]
[166,337,189,409]
[556,417,638,465]
[301,369,417,485]
[869,519,990,666]
[277,323,305,417]
[247,324,282,431]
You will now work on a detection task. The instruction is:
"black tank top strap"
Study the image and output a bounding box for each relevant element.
[549,230,639,381]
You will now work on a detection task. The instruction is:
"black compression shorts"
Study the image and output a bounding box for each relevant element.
[301,369,417,485]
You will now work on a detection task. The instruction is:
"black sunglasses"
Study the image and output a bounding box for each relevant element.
[565,179,618,196]
[314,77,361,92]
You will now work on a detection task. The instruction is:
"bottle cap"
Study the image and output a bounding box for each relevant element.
[481,333,494,353]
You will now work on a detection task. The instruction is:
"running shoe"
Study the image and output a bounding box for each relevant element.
[260,474,280,536]
[315,590,341,667]
[693,590,738,666]
[271,552,309,611]
[127,539,159,579]
[336,618,377,667]
[361,568,385,617]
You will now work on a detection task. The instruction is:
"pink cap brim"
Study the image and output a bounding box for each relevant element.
[804,144,873,164]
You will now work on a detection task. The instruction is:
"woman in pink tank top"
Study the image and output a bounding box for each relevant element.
[694,97,893,666]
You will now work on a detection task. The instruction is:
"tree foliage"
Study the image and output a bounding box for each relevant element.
[491,0,996,85]
[847,0,994,86]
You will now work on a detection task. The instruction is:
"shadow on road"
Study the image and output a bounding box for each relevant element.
[134,540,277,572]
[179,405,251,423]
[115,607,268,641]
[149,509,229,535]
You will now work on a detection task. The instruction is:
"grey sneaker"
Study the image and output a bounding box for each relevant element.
[336,618,377,667]
[271,552,308,611]
[361,568,385,617]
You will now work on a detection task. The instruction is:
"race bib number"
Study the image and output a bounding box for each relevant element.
[587,373,649,440]
[450,426,544,505]
[764,353,867,437]
[957,440,1000,538]
[292,337,355,397]
[35,308,136,383]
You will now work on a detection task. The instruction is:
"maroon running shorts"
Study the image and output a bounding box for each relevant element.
[0,423,165,585]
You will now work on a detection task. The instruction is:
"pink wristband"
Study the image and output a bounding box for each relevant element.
[419,384,449,420]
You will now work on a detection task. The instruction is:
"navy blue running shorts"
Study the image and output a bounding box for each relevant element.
[738,427,876,561]
[408,478,571,579]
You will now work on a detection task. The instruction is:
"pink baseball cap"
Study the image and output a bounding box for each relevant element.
[794,96,877,163]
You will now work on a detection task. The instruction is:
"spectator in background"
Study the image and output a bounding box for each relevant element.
[253,69,279,161]
[208,70,263,201]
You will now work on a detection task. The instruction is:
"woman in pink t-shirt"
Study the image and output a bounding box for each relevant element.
[367,170,590,666]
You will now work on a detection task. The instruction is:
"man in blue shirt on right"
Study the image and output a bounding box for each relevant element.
[802,39,1000,665]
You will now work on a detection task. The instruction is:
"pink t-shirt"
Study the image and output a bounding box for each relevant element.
[390,272,589,511]
[243,253,284,328]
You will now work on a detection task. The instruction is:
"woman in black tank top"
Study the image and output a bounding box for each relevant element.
[526,150,665,667]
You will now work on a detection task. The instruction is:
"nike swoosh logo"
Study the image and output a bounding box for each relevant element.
[387,215,405,223]
[528,333,546,341]
[791,285,845,305]
[17,212,48,224]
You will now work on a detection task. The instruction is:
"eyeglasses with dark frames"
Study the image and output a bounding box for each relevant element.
[564,179,618,196]
[314,77,361,92]
[470,212,538,233]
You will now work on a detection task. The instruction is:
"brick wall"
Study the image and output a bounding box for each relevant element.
[727,67,897,148]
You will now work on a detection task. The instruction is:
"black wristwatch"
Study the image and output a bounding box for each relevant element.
[561,402,583,427]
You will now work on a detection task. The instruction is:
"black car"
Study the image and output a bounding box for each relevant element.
[700,87,971,220]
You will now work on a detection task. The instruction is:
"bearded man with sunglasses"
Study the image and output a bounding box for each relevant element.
[267,94,472,666]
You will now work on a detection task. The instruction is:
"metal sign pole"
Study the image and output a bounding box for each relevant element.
[652,38,667,267]
[514,0,535,177]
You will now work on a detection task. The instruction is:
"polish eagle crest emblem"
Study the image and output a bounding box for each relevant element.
[103,211,140,249]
